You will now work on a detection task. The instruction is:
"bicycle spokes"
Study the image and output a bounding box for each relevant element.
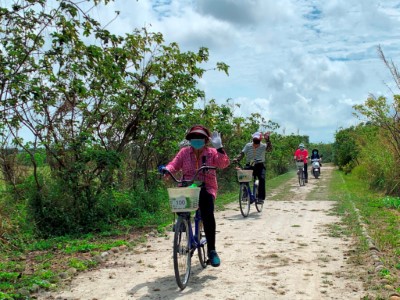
[239,183,251,217]
[173,218,191,290]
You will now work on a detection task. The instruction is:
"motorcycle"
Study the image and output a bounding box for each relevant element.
[311,158,321,179]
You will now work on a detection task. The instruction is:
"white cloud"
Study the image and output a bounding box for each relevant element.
[92,0,400,143]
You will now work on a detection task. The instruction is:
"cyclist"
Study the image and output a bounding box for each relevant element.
[161,125,230,267]
[294,143,309,183]
[232,131,273,204]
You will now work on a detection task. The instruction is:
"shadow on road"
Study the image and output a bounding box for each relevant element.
[128,267,218,299]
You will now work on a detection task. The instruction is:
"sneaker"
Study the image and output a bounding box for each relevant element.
[305,179,308,183]
[257,199,264,204]
[208,250,220,267]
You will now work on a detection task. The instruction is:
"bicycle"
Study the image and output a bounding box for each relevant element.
[160,165,216,290]
[235,162,264,217]
[295,160,306,186]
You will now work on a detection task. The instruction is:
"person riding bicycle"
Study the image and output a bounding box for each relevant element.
[232,131,273,204]
[294,143,309,183]
[161,125,230,267]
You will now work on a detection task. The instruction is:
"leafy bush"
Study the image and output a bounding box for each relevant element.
[381,196,400,209]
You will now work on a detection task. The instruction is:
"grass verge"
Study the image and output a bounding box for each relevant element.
[0,207,171,300]
[266,171,297,201]
[328,169,400,299]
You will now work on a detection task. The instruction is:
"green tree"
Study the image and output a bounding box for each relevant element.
[0,0,228,234]
[351,46,400,193]
[333,126,359,171]
[309,142,333,163]
[353,94,400,164]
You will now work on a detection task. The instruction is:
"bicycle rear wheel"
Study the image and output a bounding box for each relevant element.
[173,216,191,290]
[196,219,207,268]
[239,183,250,217]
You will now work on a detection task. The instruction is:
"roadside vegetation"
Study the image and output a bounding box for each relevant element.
[1,1,399,299]
[0,1,330,298]
[330,45,400,298]
[329,169,400,299]
[0,166,302,299]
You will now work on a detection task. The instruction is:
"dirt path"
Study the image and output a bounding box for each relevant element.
[42,165,370,300]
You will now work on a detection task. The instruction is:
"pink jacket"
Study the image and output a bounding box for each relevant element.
[166,146,230,199]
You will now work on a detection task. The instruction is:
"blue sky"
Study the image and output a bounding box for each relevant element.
[89,1,400,143]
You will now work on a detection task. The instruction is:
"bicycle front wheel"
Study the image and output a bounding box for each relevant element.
[196,220,207,268]
[298,168,302,186]
[239,183,250,217]
[173,217,191,290]
[301,169,305,186]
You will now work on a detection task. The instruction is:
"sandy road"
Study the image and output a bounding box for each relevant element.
[41,165,370,300]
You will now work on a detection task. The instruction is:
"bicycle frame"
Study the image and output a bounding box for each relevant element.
[160,165,216,290]
[296,160,305,186]
[176,210,206,250]
[242,179,257,203]
[236,161,263,217]
[164,165,216,242]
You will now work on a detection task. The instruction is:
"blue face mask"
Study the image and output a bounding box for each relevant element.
[190,139,205,149]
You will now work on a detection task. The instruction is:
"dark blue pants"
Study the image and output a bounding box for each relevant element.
[246,163,266,200]
[199,188,216,254]
[304,163,308,180]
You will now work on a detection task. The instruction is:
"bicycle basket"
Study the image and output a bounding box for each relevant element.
[296,161,304,168]
[237,170,253,182]
[167,187,201,212]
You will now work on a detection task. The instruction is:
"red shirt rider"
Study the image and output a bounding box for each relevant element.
[294,148,308,163]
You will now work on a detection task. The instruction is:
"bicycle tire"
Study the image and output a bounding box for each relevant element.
[301,169,305,186]
[254,183,263,212]
[298,169,302,186]
[197,220,207,268]
[239,183,250,217]
[173,217,191,290]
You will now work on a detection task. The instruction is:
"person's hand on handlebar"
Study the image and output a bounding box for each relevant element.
[158,165,169,175]
[231,159,242,170]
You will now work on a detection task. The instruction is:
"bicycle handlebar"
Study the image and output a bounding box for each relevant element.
[160,165,217,186]
[232,159,262,170]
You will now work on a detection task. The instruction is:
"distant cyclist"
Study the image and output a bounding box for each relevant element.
[160,125,230,267]
[294,143,309,183]
[232,131,273,203]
